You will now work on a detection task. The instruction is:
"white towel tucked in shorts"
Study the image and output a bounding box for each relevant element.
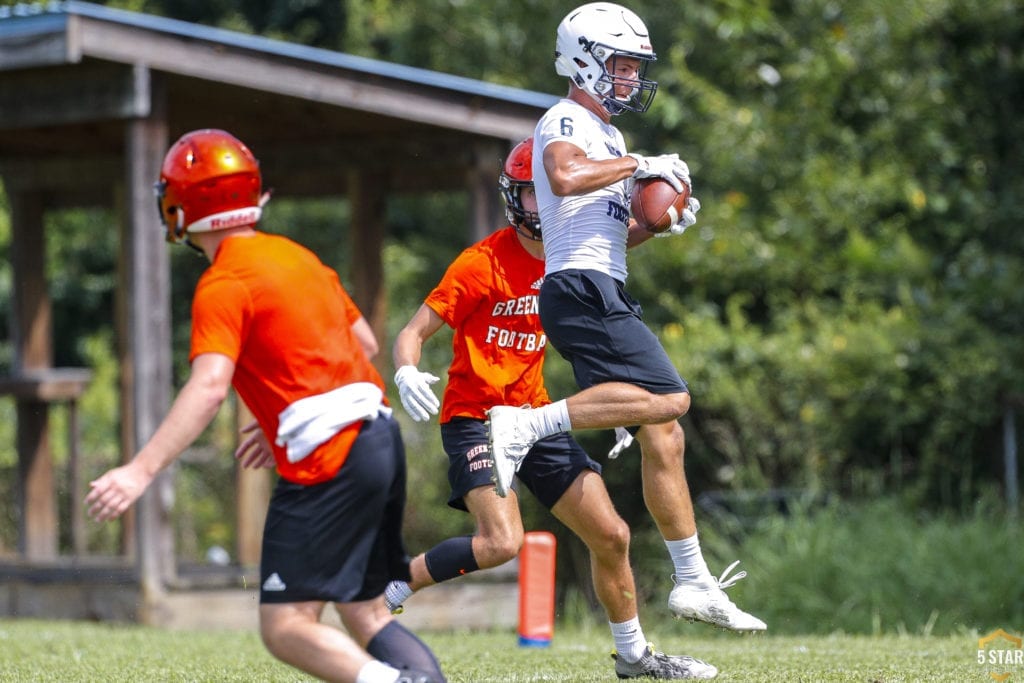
[276,382,392,463]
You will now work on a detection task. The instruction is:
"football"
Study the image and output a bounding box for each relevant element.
[630,177,692,233]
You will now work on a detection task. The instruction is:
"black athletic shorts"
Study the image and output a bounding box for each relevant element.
[259,415,412,604]
[440,416,601,512]
[539,268,688,395]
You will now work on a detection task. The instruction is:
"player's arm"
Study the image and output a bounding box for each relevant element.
[626,219,657,248]
[543,140,638,196]
[394,303,446,368]
[86,352,235,522]
[350,315,379,359]
[393,304,446,421]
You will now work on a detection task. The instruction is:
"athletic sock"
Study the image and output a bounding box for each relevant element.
[355,659,400,683]
[528,399,571,438]
[610,616,648,663]
[424,535,479,583]
[665,533,713,585]
[384,580,413,612]
[367,620,445,679]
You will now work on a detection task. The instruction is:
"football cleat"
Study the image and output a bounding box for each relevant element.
[613,643,718,679]
[384,580,411,615]
[668,561,766,632]
[485,405,536,497]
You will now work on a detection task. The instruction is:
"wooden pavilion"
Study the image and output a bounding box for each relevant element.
[0,0,552,627]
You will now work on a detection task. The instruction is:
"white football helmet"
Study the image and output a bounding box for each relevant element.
[554,2,658,115]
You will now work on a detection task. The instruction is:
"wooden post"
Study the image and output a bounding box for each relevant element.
[467,139,507,244]
[120,76,172,622]
[68,398,86,556]
[235,398,270,569]
[9,188,58,560]
[348,169,389,372]
[113,181,137,560]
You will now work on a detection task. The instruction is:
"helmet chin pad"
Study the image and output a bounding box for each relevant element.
[186,206,262,234]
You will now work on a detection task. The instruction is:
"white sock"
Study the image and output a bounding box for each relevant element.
[528,399,571,438]
[665,533,713,584]
[610,616,648,663]
[355,659,401,683]
[384,580,413,611]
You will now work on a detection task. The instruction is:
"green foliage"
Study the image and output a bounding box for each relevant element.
[43,207,120,371]
[75,331,128,554]
[691,498,1023,636]
[618,0,1024,510]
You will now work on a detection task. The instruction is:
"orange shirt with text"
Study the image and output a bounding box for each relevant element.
[425,226,550,422]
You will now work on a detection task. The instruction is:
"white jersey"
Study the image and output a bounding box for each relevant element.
[533,99,632,282]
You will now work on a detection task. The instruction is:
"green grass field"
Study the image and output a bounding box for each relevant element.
[0,618,1004,682]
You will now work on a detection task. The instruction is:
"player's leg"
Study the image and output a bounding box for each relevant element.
[385,417,524,613]
[258,483,388,681]
[634,422,767,631]
[259,601,378,682]
[262,601,444,682]
[260,415,445,681]
[336,599,445,682]
[548,469,634,623]
[536,270,764,632]
[637,420,697,541]
[398,489,523,591]
[489,269,689,487]
[524,435,716,680]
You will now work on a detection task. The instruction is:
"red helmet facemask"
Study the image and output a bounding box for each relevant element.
[155,129,264,247]
[499,137,541,241]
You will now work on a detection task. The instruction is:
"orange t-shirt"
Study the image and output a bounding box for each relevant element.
[189,232,385,485]
[425,226,550,422]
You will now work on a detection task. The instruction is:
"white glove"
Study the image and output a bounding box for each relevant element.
[654,196,702,238]
[628,153,691,194]
[608,427,635,459]
[394,365,440,422]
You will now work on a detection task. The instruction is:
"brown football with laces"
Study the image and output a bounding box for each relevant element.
[630,177,692,233]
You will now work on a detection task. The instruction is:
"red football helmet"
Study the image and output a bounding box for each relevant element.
[155,129,263,244]
[499,137,541,240]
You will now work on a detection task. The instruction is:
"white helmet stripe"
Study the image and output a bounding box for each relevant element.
[186,206,262,233]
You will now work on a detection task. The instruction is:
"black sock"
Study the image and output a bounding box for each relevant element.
[424,535,479,582]
[367,621,446,682]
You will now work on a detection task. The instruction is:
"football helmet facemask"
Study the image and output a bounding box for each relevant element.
[155,129,263,246]
[499,137,541,241]
[554,2,658,115]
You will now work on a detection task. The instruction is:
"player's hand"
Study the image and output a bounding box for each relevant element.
[628,153,691,194]
[654,196,701,238]
[608,427,635,459]
[235,420,275,469]
[394,365,441,422]
[85,462,152,522]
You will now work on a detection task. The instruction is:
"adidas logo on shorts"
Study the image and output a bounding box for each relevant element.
[262,572,287,591]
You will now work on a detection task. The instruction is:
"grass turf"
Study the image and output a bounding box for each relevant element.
[0,619,994,682]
